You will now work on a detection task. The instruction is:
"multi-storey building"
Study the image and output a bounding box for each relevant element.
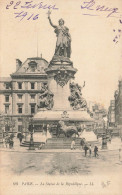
[114,80,122,136]
[114,80,122,125]
[0,57,48,132]
[108,100,115,127]
[87,103,107,134]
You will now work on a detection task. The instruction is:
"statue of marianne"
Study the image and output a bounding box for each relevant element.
[47,11,71,58]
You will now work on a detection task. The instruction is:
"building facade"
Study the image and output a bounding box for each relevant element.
[87,102,107,135]
[114,80,122,136]
[0,57,48,132]
[114,80,122,125]
[108,100,115,127]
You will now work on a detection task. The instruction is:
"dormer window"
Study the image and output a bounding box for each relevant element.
[28,61,37,72]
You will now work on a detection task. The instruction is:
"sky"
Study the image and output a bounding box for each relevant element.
[0,0,122,109]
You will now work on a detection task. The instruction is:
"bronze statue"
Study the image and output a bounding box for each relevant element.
[48,11,71,58]
[68,82,87,110]
[38,83,54,110]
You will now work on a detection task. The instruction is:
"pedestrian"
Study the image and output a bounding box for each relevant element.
[71,139,75,150]
[109,137,111,143]
[89,144,92,157]
[38,143,43,150]
[94,146,99,157]
[84,144,89,157]
[121,136,122,142]
[5,137,8,148]
[119,148,122,161]
[9,139,14,149]
[18,133,23,145]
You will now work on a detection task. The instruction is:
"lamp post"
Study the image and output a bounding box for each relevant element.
[101,133,107,149]
[101,117,108,149]
[4,118,10,137]
[28,119,35,150]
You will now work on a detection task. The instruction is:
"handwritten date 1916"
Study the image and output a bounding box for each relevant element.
[6,1,58,21]
[14,11,39,21]
[81,0,118,17]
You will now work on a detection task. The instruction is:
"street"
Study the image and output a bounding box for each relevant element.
[0,149,122,176]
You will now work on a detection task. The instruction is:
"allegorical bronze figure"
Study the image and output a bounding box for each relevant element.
[48,11,71,58]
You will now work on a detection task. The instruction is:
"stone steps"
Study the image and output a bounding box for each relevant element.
[20,141,44,148]
[43,138,99,149]
[20,138,100,149]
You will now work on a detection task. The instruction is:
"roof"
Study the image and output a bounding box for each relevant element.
[12,57,49,76]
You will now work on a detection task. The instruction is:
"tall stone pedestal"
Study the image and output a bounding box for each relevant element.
[45,61,77,111]
[32,57,94,144]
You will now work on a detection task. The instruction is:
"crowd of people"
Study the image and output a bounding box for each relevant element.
[2,131,25,149]
[4,133,15,149]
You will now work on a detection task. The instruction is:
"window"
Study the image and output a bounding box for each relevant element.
[18,125,22,132]
[18,94,23,102]
[5,105,9,114]
[18,105,22,114]
[5,125,10,131]
[5,83,9,89]
[18,82,22,89]
[30,95,35,102]
[31,65,36,72]
[31,83,35,89]
[31,105,35,114]
[28,61,37,72]
[18,118,22,123]
[5,95,9,102]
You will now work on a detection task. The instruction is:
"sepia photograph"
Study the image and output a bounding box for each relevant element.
[0,0,122,194]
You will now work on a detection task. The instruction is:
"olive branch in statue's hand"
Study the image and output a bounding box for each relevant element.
[47,10,51,18]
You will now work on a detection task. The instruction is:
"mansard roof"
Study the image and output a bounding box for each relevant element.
[11,57,49,77]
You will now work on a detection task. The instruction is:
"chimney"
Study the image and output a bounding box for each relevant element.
[16,59,22,71]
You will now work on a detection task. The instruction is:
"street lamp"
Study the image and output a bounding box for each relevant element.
[28,119,35,150]
[101,133,108,149]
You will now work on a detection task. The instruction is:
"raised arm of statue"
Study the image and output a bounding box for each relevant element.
[47,11,57,28]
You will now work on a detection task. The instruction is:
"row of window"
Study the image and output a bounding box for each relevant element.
[18,82,35,89]
[4,82,36,89]
[5,105,35,114]
[4,94,36,102]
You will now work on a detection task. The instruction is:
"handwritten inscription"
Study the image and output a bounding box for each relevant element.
[6,1,59,21]
[81,0,119,17]
[113,20,122,44]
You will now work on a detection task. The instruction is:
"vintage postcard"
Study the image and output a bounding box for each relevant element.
[0,0,122,194]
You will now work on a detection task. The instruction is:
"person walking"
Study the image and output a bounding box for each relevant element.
[18,133,23,145]
[94,146,99,157]
[71,139,75,150]
[84,144,89,157]
[119,147,122,162]
[89,144,92,157]
[80,138,85,150]
[5,137,9,148]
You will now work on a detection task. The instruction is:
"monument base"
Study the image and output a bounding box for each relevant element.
[33,110,93,122]
[44,137,81,149]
